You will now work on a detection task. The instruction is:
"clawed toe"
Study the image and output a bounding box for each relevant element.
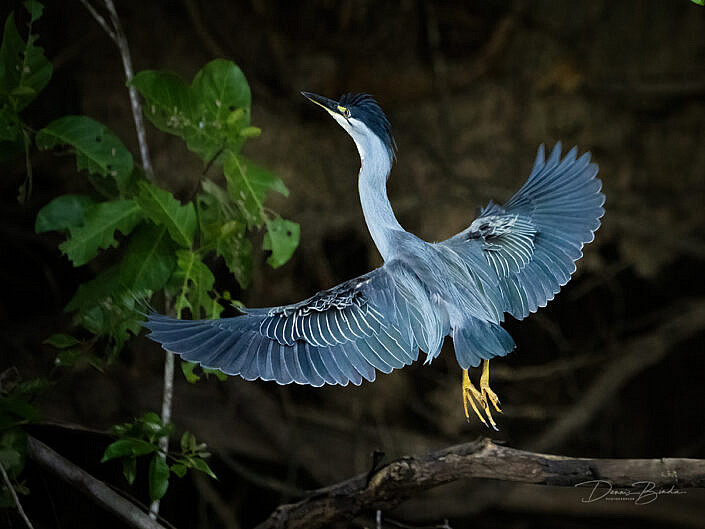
[461,361,502,430]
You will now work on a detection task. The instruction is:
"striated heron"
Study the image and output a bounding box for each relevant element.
[143,91,605,429]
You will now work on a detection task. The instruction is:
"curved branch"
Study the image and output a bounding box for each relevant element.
[255,438,705,529]
[26,436,165,529]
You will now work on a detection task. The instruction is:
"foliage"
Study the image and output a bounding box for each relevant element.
[0,369,46,507]
[0,0,52,200]
[0,0,300,514]
[31,58,299,355]
[102,413,215,501]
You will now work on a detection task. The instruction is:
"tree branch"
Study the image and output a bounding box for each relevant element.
[26,436,166,529]
[81,0,155,180]
[149,350,174,518]
[102,0,155,180]
[255,437,705,529]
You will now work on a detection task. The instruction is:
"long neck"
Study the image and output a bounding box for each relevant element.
[356,136,403,262]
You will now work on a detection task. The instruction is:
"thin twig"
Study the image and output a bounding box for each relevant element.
[78,0,116,42]
[0,460,35,529]
[26,436,165,529]
[102,0,155,180]
[82,1,170,517]
[81,0,155,180]
[150,301,176,519]
[255,437,705,529]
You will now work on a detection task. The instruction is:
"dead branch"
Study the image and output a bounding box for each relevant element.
[255,437,705,529]
[26,436,165,529]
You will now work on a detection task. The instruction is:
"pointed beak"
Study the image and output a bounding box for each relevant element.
[301,91,338,114]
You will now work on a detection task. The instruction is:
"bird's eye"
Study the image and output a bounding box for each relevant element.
[338,106,351,118]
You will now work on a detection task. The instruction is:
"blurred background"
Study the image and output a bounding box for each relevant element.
[2,0,705,527]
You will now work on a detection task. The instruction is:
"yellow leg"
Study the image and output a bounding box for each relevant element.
[462,368,488,427]
[461,360,502,430]
[480,359,502,413]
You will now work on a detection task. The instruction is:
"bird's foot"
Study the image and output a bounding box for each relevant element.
[462,360,502,430]
[480,359,502,414]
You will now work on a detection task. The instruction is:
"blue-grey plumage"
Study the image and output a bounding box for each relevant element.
[142,91,604,426]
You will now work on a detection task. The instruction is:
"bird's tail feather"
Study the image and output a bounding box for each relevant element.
[452,318,515,369]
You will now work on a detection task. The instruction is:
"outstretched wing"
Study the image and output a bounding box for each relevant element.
[143,262,441,386]
[443,142,604,320]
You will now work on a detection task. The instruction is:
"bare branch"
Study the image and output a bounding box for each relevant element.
[102,0,155,180]
[0,460,35,529]
[78,0,116,42]
[26,436,166,529]
[255,438,705,529]
[81,0,155,180]
[149,350,174,519]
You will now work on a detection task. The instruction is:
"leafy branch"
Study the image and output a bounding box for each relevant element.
[101,413,216,504]
[0,0,300,523]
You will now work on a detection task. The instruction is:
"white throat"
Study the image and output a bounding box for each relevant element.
[332,115,402,261]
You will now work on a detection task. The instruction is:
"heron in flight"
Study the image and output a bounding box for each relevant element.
[143,92,604,429]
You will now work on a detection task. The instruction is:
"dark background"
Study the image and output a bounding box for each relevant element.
[2,0,705,527]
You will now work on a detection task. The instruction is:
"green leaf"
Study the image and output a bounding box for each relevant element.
[130,70,199,141]
[191,59,250,125]
[122,456,137,485]
[180,431,196,453]
[216,223,252,288]
[59,200,143,266]
[691,0,704,5]
[35,194,95,233]
[191,457,217,479]
[66,265,146,352]
[197,179,252,288]
[263,217,300,268]
[202,367,227,381]
[16,378,49,397]
[180,361,200,384]
[239,126,261,138]
[54,347,85,368]
[133,59,252,163]
[36,116,134,192]
[170,463,187,478]
[119,224,177,292]
[24,1,44,22]
[43,333,79,348]
[0,11,52,111]
[0,447,22,476]
[136,180,196,248]
[172,250,215,319]
[66,265,121,313]
[0,429,27,476]
[101,438,157,462]
[206,293,225,320]
[148,454,170,501]
[0,397,38,425]
[223,153,288,228]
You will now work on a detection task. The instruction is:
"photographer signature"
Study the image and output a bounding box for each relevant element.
[575,480,687,505]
